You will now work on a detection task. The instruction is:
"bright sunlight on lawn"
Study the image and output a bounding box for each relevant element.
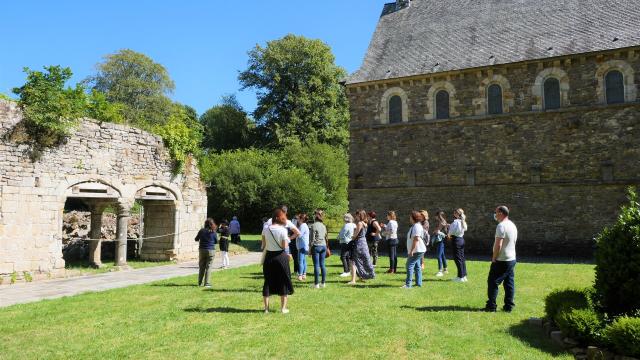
[0,256,593,359]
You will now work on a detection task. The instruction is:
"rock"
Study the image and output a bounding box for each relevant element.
[565,337,580,347]
[588,346,615,360]
[529,317,544,327]
[571,347,587,356]
[550,331,564,347]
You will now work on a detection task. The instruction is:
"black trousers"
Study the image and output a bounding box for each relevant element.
[388,239,399,271]
[290,243,299,275]
[452,236,467,278]
[340,243,351,273]
[486,260,516,310]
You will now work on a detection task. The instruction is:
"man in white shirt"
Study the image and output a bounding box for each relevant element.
[485,205,518,313]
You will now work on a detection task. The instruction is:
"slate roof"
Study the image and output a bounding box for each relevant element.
[347,0,640,84]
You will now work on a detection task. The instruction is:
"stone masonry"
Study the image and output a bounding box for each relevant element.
[0,100,207,274]
[347,15,640,257]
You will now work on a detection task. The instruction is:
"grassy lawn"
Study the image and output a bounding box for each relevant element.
[0,255,593,359]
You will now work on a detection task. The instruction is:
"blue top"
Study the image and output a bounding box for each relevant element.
[195,228,217,250]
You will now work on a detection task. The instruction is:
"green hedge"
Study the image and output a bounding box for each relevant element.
[544,288,593,323]
[556,308,605,345]
[604,317,640,358]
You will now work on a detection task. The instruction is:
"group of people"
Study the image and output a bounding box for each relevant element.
[198,205,518,315]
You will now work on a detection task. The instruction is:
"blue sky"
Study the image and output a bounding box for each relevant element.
[0,1,386,115]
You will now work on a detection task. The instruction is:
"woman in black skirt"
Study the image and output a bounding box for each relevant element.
[261,208,294,314]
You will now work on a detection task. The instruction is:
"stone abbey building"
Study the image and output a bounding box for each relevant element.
[346,0,640,256]
[0,100,207,275]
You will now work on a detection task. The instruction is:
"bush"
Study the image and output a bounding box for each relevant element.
[152,105,203,173]
[556,308,605,345]
[604,317,640,357]
[544,288,593,323]
[594,188,640,317]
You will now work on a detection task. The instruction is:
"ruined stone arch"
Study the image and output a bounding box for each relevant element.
[425,81,460,120]
[63,179,123,200]
[532,68,570,111]
[474,74,514,115]
[595,60,637,104]
[135,184,181,202]
[378,87,409,124]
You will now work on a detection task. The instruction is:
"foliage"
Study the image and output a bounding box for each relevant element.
[200,95,255,152]
[152,104,203,173]
[23,272,33,283]
[544,288,593,323]
[556,308,605,345]
[85,90,125,124]
[594,188,640,317]
[85,49,175,127]
[200,148,327,231]
[239,34,350,149]
[12,66,86,148]
[0,93,15,101]
[604,316,640,357]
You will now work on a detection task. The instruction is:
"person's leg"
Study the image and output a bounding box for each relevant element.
[415,253,423,286]
[350,262,357,284]
[297,248,305,276]
[436,242,444,271]
[203,250,214,286]
[280,295,288,313]
[453,240,463,278]
[263,296,269,312]
[459,239,467,278]
[372,240,378,266]
[503,261,516,311]
[441,242,448,271]
[319,247,327,284]
[312,247,321,285]
[405,255,415,287]
[391,245,398,271]
[485,262,503,311]
[340,244,349,273]
[291,245,299,276]
[198,249,206,286]
[224,251,230,267]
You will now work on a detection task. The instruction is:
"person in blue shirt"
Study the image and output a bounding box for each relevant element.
[195,218,217,288]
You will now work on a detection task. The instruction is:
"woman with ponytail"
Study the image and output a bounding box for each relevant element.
[448,208,468,282]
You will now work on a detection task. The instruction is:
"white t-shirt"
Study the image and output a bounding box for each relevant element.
[338,222,356,244]
[448,219,465,237]
[263,218,299,234]
[262,225,289,252]
[406,223,426,253]
[494,219,518,261]
[384,220,398,239]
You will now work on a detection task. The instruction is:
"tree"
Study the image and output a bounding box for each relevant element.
[238,34,349,149]
[86,49,175,127]
[200,95,255,152]
[153,103,203,173]
[12,66,86,148]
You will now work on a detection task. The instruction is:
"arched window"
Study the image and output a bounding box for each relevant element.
[388,95,403,123]
[543,78,561,110]
[487,84,503,115]
[605,70,625,104]
[435,90,450,119]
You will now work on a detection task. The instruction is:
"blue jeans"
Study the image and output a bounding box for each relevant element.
[435,241,447,271]
[312,245,327,285]
[298,248,308,275]
[486,260,516,310]
[405,252,424,287]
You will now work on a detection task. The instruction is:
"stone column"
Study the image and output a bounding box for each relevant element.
[115,204,130,267]
[88,202,107,268]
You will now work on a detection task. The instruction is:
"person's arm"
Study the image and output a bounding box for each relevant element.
[261,233,266,250]
[351,222,362,241]
[410,236,420,257]
[289,224,301,241]
[373,221,381,235]
[492,238,504,263]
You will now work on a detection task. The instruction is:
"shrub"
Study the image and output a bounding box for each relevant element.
[544,288,593,322]
[594,188,640,317]
[152,105,203,174]
[556,308,605,345]
[604,317,640,357]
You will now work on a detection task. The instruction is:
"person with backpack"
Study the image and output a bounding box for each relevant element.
[195,218,217,288]
[402,211,427,288]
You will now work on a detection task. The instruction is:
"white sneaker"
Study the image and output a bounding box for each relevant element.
[281,308,289,314]
[320,283,326,288]
[314,284,320,289]
[264,309,269,314]
[435,271,444,277]
[461,276,468,282]
[452,277,463,282]
[339,272,350,277]
[400,285,411,289]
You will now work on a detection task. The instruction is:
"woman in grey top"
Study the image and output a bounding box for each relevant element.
[310,210,330,288]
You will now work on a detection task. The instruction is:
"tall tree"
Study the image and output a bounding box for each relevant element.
[86,49,175,127]
[200,95,255,152]
[238,34,349,149]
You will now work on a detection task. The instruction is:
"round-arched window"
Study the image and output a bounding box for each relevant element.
[487,84,503,115]
[605,70,625,104]
[388,95,403,123]
[543,78,561,110]
[435,90,450,119]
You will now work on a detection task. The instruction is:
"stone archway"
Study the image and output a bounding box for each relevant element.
[135,185,179,261]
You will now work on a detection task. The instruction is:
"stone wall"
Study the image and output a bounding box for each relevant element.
[0,100,207,274]
[346,49,640,257]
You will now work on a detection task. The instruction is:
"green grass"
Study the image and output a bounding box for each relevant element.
[0,256,594,359]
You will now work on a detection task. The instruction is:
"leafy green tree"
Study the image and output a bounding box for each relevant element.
[86,49,175,127]
[85,90,125,124]
[12,66,86,148]
[200,95,255,152]
[153,104,203,173]
[238,34,349,149]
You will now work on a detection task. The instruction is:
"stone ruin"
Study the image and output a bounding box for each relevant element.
[0,99,208,275]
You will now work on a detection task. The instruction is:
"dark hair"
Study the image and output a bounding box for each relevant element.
[497,206,510,217]
[298,213,309,224]
[272,208,287,225]
[315,209,324,222]
[410,211,425,224]
[355,209,368,223]
[204,218,217,231]
[368,211,377,219]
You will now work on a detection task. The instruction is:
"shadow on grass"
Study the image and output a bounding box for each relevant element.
[203,288,256,293]
[350,284,398,289]
[240,276,263,280]
[508,320,568,357]
[151,283,198,287]
[184,307,263,314]
[402,305,485,312]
